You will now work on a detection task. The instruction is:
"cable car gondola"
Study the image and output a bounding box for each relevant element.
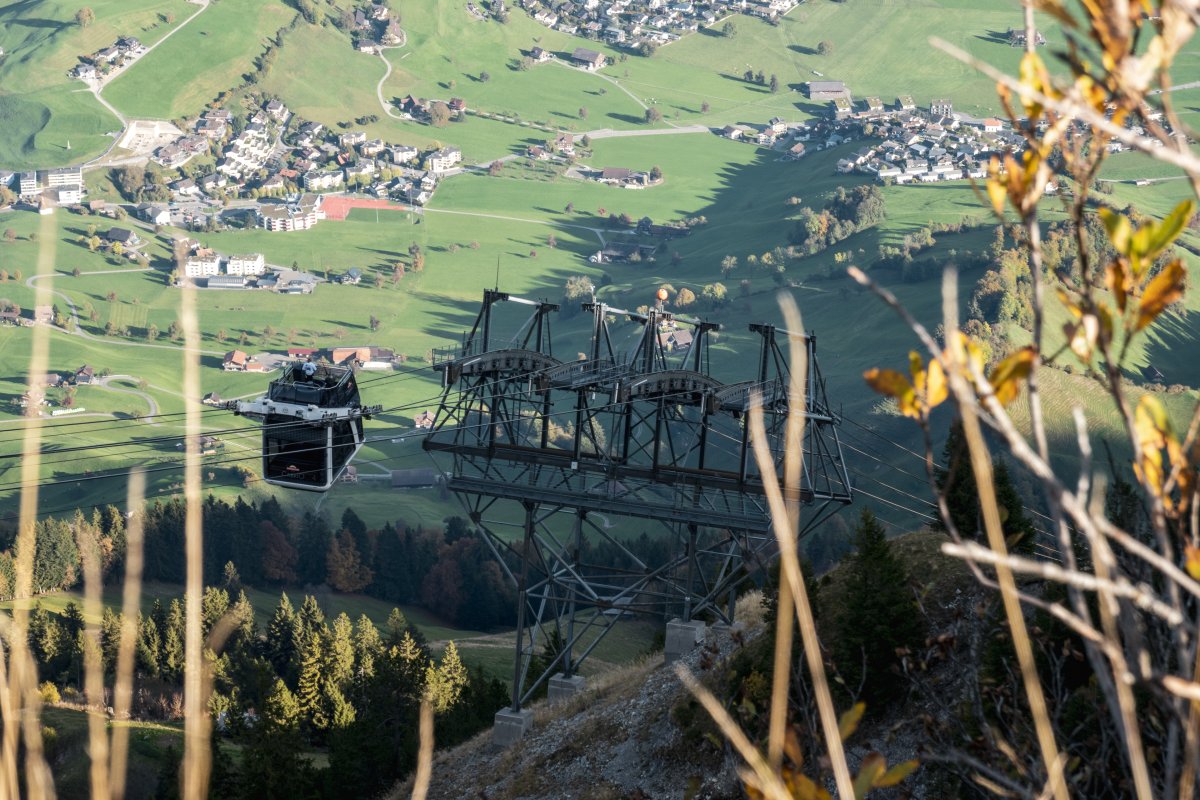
[232,361,378,491]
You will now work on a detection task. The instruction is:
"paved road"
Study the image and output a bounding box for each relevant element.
[375,42,408,120]
[25,270,225,357]
[73,0,211,169]
[94,374,162,424]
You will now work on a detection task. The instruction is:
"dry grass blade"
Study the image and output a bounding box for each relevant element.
[940,276,1068,800]
[79,518,111,800]
[767,578,793,772]
[411,699,435,800]
[110,469,147,800]
[179,283,211,799]
[675,664,791,800]
[746,294,856,799]
[3,213,62,800]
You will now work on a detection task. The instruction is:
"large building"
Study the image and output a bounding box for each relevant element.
[185,255,221,278]
[227,253,266,276]
[257,193,325,232]
[427,146,462,173]
[807,80,850,100]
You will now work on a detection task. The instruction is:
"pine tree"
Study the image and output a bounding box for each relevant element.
[327,613,355,689]
[162,600,185,682]
[324,680,356,729]
[352,614,383,688]
[935,420,978,537]
[201,587,230,637]
[295,630,327,730]
[833,508,924,701]
[385,608,410,648]
[137,612,161,677]
[297,595,326,641]
[425,641,468,712]
[936,420,1035,549]
[100,607,122,675]
[264,593,299,681]
[239,679,312,800]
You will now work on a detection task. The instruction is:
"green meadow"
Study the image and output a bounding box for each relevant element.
[104,0,296,119]
[0,0,191,168]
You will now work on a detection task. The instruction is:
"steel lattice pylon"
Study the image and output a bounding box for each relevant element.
[424,289,852,709]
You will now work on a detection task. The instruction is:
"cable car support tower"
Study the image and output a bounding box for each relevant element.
[423,290,852,741]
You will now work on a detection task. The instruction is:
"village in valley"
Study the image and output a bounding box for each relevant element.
[0,0,1195,510]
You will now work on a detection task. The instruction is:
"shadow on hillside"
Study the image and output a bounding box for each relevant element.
[606,113,646,125]
[789,44,816,56]
[977,30,1011,45]
[1131,310,1200,388]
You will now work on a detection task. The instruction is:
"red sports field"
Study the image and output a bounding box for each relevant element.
[320,196,409,221]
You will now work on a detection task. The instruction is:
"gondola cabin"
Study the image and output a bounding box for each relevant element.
[234,362,369,491]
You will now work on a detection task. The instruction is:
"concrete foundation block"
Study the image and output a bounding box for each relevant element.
[664,618,707,664]
[492,708,534,748]
[547,672,587,704]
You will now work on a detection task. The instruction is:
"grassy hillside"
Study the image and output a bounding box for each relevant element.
[104,0,295,119]
[0,0,191,168]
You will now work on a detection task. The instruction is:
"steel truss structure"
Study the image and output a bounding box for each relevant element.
[424,289,852,710]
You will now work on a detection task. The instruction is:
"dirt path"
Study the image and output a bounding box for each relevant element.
[420,206,608,246]
[93,375,162,423]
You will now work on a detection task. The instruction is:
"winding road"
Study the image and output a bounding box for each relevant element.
[93,374,162,424]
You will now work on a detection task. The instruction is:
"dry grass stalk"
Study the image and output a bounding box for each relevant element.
[79,519,111,800]
[179,282,211,799]
[411,699,435,800]
[110,469,146,800]
[675,664,791,800]
[745,294,855,798]
[939,263,1067,800]
[2,213,61,800]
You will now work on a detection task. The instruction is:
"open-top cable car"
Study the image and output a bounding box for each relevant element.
[229,361,379,491]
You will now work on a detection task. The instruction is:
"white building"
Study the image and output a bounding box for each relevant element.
[44,167,83,188]
[303,170,344,191]
[258,194,325,232]
[185,256,222,278]
[427,146,462,173]
[227,253,266,276]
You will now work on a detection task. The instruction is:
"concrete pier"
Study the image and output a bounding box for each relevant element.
[664,618,706,664]
[547,672,587,704]
[492,708,534,747]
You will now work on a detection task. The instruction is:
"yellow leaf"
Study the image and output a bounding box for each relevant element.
[838,702,865,741]
[864,368,918,419]
[875,759,920,788]
[988,347,1036,405]
[1106,260,1132,313]
[1185,545,1200,582]
[1147,200,1195,259]
[853,753,886,799]
[925,358,948,409]
[1100,208,1132,256]
[1136,259,1186,331]
[986,178,1007,217]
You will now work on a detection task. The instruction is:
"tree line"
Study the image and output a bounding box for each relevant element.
[0,499,518,631]
[26,580,506,798]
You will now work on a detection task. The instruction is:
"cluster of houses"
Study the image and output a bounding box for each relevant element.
[71,35,146,81]
[220,345,401,374]
[181,240,267,285]
[517,0,797,52]
[349,1,403,54]
[0,166,86,213]
[154,100,458,215]
[16,365,96,413]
